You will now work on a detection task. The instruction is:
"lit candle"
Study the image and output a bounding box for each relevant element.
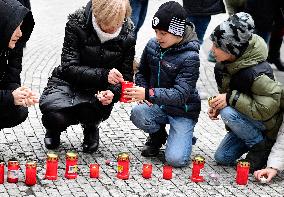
[236,159,250,185]
[163,165,172,180]
[65,152,78,179]
[45,152,59,180]
[142,163,152,179]
[25,161,37,186]
[0,160,4,184]
[90,163,99,178]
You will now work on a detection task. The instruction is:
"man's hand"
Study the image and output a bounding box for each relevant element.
[207,107,219,120]
[210,93,227,110]
[108,68,124,85]
[98,90,114,105]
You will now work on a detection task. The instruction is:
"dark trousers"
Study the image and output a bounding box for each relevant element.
[0,106,28,129]
[42,104,104,134]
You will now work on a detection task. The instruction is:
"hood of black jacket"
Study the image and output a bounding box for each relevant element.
[0,0,34,50]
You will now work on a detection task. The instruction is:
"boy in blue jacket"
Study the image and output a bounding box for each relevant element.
[125,1,201,167]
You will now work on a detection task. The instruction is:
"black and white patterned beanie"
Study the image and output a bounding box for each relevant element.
[152,1,186,36]
[210,12,255,57]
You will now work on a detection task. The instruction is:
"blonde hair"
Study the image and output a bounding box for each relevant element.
[92,0,131,27]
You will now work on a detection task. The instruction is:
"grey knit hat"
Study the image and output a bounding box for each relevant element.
[210,12,255,57]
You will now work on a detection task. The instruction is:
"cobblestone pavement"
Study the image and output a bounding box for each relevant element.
[0,0,283,196]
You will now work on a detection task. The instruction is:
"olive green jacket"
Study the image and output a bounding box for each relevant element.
[215,34,283,139]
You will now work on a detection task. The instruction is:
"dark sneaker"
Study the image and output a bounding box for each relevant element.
[141,127,168,157]
[245,139,275,173]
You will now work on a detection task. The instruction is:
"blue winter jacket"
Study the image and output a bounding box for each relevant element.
[135,26,201,120]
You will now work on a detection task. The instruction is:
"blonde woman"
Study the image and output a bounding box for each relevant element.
[39,0,135,153]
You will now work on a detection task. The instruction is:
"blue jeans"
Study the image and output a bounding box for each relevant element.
[130,103,196,167]
[214,107,266,165]
[130,0,149,39]
[187,15,211,43]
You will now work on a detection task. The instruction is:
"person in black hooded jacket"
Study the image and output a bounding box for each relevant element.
[39,0,135,153]
[0,0,37,129]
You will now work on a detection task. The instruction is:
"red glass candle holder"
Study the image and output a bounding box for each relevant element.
[236,159,250,185]
[65,152,78,179]
[117,152,130,179]
[45,152,59,180]
[90,163,99,178]
[142,163,152,179]
[25,161,37,186]
[120,81,134,103]
[7,158,20,183]
[0,161,4,184]
[190,155,205,182]
[163,165,172,180]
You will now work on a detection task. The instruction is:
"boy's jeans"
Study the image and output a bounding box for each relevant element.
[214,106,266,165]
[130,103,196,167]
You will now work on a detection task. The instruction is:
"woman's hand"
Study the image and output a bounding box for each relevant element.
[123,86,145,102]
[22,90,39,107]
[108,68,124,85]
[254,168,278,183]
[98,90,114,105]
[210,93,227,110]
[12,86,38,106]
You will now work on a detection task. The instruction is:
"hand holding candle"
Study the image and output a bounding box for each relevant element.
[123,85,145,103]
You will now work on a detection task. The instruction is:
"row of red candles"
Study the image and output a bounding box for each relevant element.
[0,153,250,186]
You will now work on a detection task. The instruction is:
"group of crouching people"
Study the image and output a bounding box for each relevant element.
[0,0,283,182]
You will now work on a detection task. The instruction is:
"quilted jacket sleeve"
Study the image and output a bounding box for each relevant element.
[59,20,109,88]
[228,75,281,121]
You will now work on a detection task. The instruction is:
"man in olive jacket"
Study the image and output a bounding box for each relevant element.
[208,12,283,172]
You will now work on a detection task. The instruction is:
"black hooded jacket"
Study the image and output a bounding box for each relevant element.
[0,0,34,109]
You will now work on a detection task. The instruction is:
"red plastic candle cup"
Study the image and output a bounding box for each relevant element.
[0,161,4,184]
[45,152,59,180]
[163,165,172,180]
[120,81,134,103]
[25,161,37,186]
[236,160,250,185]
[117,152,130,180]
[142,163,152,179]
[190,155,205,182]
[65,152,78,179]
[7,158,20,183]
[90,163,100,178]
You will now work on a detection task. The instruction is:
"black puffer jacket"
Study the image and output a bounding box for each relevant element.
[39,1,135,119]
[245,0,283,31]
[0,0,34,109]
[182,0,225,16]
[135,25,201,120]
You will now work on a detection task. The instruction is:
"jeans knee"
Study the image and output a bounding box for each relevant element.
[130,106,150,130]
[165,153,189,167]
[220,107,239,122]
[214,151,234,166]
